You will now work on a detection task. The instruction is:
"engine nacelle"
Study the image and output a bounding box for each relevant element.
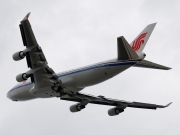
[70,103,86,112]
[13,51,25,61]
[16,73,29,82]
[108,107,124,116]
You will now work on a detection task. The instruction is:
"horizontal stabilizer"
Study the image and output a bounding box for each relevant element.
[117,36,139,60]
[134,60,171,70]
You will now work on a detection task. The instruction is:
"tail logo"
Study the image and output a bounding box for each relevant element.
[132,33,147,51]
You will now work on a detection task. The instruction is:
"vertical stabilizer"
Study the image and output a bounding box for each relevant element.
[130,23,156,53]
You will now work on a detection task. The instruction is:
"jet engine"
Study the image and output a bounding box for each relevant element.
[13,51,26,61]
[16,73,30,82]
[108,107,124,116]
[70,103,86,112]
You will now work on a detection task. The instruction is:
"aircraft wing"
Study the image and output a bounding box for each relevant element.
[61,92,172,115]
[15,13,62,94]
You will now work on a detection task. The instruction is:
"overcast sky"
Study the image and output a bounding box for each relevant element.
[0,0,180,135]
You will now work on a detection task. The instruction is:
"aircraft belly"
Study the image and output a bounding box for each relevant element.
[73,65,131,88]
[29,85,60,98]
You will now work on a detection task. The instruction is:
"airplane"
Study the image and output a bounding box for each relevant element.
[7,13,172,116]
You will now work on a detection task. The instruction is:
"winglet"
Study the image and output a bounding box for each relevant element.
[157,102,172,108]
[22,12,31,21]
[164,102,172,107]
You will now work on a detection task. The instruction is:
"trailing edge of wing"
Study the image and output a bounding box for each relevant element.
[134,60,171,70]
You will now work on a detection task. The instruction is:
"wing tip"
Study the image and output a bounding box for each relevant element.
[158,102,172,108]
[166,67,172,70]
[161,66,172,70]
[22,12,31,21]
[165,102,172,107]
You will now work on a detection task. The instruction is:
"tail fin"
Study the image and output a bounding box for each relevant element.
[130,23,156,53]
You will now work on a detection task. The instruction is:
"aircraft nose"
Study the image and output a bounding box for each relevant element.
[7,91,11,99]
[7,90,18,101]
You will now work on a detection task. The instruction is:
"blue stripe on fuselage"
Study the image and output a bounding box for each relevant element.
[10,61,137,91]
[57,61,136,77]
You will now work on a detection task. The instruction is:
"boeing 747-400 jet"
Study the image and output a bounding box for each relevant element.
[7,13,172,116]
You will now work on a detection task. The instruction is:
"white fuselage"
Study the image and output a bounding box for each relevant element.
[7,59,138,101]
